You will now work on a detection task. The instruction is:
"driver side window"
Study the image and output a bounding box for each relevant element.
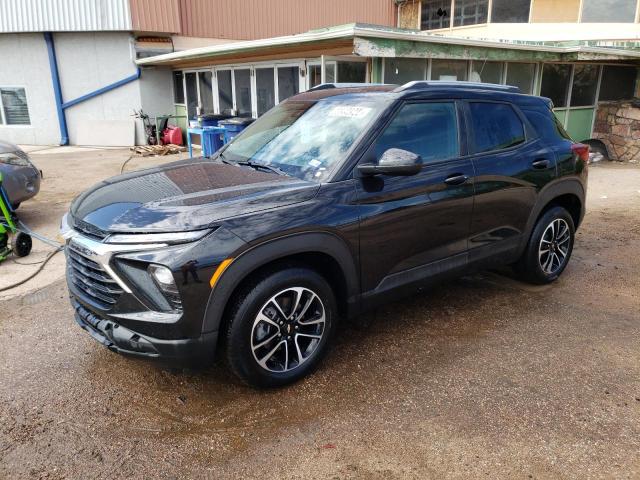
[374,102,459,164]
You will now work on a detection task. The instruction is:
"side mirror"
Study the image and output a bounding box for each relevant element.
[358,148,422,177]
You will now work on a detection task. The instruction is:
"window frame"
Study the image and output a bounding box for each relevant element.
[464,100,531,156]
[359,99,463,170]
[419,0,537,30]
[183,69,214,119]
[172,70,185,106]
[212,61,305,118]
[0,85,31,127]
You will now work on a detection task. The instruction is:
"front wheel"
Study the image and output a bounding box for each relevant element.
[224,267,336,388]
[514,206,575,284]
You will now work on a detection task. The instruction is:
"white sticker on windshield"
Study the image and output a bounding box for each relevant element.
[308,159,322,167]
[328,106,372,118]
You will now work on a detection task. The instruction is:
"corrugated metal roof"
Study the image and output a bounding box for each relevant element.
[130,0,181,33]
[178,0,396,40]
[0,0,132,32]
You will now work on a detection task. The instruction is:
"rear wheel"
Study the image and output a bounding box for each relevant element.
[224,267,336,388]
[514,206,574,284]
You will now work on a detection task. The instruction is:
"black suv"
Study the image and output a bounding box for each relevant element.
[61,82,588,387]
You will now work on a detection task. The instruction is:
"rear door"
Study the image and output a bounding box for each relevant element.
[356,101,475,295]
[464,100,557,262]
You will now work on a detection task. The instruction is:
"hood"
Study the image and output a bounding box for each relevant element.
[70,159,319,233]
[0,140,20,154]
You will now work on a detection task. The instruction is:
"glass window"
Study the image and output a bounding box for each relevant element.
[470,61,503,84]
[223,97,390,182]
[374,102,458,163]
[469,102,525,153]
[454,0,489,26]
[308,63,336,88]
[185,72,198,120]
[198,71,213,114]
[308,64,322,88]
[491,0,531,22]
[522,109,572,142]
[581,0,636,22]
[234,69,252,116]
[599,66,638,101]
[337,62,366,82]
[384,58,426,84]
[421,0,452,30]
[540,64,572,108]
[431,59,468,81]
[326,63,336,83]
[0,87,30,125]
[277,66,299,103]
[570,64,599,107]
[173,71,184,104]
[506,63,535,94]
[256,67,275,116]
[217,70,233,114]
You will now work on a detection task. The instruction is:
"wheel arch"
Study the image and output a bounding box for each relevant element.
[522,180,585,249]
[202,232,360,334]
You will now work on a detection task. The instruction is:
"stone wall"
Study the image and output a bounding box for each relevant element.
[593,100,640,162]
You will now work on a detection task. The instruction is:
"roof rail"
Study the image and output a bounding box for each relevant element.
[394,81,521,94]
[308,82,395,91]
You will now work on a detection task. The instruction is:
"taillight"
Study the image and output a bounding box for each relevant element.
[571,143,590,164]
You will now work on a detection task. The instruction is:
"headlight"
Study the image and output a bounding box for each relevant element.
[0,151,32,167]
[105,229,211,245]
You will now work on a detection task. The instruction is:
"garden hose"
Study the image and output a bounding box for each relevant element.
[0,220,64,293]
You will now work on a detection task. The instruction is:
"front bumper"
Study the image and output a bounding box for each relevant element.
[72,298,217,365]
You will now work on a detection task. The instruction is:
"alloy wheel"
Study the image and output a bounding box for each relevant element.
[250,287,326,373]
[538,218,571,275]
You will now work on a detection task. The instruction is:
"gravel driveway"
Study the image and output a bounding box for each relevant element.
[1,161,639,479]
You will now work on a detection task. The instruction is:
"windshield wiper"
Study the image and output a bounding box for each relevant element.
[235,160,288,176]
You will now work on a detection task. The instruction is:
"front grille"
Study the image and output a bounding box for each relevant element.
[73,220,108,241]
[67,247,123,310]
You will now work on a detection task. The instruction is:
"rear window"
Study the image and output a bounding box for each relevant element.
[468,102,526,153]
[523,109,572,142]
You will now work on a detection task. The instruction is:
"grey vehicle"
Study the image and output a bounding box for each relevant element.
[0,141,41,208]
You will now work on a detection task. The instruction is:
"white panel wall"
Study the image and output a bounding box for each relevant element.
[55,31,142,145]
[0,33,59,145]
[0,32,174,146]
[0,0,131,32]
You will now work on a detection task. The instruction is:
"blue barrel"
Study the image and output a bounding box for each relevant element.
[219,117,254,143]
[201,127,225,156]
[198,113,231,127]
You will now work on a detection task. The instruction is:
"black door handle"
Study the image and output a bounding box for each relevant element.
[444,174,469,186]
[532,159,550,169]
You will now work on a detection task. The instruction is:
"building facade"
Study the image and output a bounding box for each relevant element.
[0,0,394,146]
[1,0,639,157]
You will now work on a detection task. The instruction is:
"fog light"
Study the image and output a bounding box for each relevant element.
[148,264,182,310]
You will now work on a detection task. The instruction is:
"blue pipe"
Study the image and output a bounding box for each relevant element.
[44,32,69,146]
[44,32,142,146]
[61,68,141,110]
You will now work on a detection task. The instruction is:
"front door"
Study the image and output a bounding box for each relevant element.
[356,101,475,295]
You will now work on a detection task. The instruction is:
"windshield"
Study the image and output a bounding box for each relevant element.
[220,96,389,181]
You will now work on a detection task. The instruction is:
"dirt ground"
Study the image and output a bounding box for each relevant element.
[1,153,639,479]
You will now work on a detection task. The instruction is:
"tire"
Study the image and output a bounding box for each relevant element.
[11,232,32,258]
[224,266,337,388]
[514,206,575,285]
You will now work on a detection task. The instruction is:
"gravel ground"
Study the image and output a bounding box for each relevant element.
[1,161,639,479]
